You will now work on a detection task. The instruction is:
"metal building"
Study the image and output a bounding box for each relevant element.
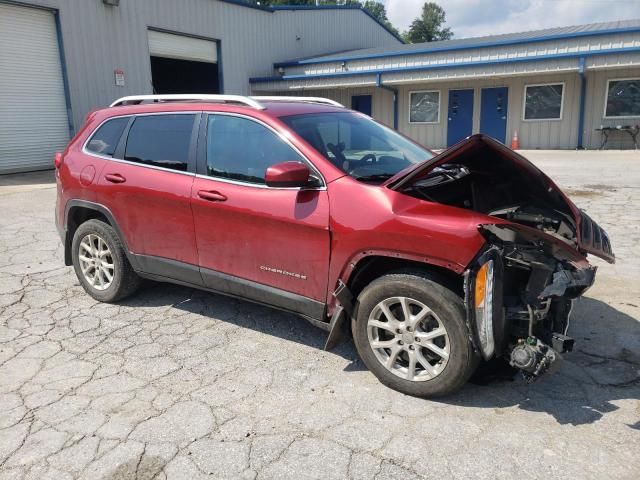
[0,0,401,173]
[252,20,640,150]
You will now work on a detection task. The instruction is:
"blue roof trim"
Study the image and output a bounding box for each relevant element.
[273,24,640,68]
[270,5,405,44]
[250,46,640,83]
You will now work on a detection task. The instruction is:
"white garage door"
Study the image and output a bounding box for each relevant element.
[0,4,70,174]
[148,30,218,63]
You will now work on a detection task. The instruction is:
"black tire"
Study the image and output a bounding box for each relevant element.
[71,219,140,303]
[352,272,478,397]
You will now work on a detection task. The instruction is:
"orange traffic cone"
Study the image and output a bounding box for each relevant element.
[511,129,519,150]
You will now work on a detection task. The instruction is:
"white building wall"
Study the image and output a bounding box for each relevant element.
[278,67,640,150]
[391,73,582,150]
[256,86,395,128]
[584,67,640,149]
[255,22,640,150]
[8,0,400,132]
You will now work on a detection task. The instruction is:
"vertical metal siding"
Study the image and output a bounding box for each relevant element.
[583,67,640,149]
[251,65,640,150]
[13,0,400,132]
[258,87,394,128]
[389,74,582,150]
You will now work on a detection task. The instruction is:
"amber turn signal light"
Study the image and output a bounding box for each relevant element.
[475,261,489,308]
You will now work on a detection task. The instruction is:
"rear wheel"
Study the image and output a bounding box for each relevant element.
[352,272,477,397]
[71,219,140,302]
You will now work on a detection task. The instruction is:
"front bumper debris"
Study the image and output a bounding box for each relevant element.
[465,238,593,382]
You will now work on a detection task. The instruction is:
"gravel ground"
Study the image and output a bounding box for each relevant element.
[0,151,639,480]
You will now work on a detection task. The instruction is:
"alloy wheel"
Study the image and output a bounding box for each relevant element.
[367,296,450,381]
[78,233,114,291]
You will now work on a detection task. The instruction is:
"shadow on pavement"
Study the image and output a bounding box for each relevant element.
[121,283,639,427]
[442,297,640,426]
[121,281,338,354]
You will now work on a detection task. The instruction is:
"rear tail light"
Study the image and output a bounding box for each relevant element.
[54,152,63,169]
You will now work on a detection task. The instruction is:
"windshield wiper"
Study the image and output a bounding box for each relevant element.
[355,174,395,183]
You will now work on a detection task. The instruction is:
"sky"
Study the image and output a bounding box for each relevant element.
[383,0,640,38]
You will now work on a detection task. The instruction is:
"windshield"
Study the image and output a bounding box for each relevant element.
[281,112,433,183]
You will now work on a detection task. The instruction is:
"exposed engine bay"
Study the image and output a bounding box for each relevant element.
[405,161,579,247]
[393,135,613,382]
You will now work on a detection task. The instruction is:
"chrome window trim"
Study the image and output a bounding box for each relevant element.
[201,111,327,189]
[194,173,326,191]
[81,112,200,177]
[103,157,196,177]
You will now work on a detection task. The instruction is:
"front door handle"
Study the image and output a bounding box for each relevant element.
[197,190,227,202]
[105,173,126,184]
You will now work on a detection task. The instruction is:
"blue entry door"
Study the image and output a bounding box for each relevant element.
[480,87,509,143]
[351,95,372,116]
[447,89,474,147]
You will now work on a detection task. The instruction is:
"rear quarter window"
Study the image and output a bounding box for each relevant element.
[85,117,129,157]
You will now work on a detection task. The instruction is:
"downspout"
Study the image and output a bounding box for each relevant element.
[54,10,74,137]
[577,57,587,149]
[376,74,398,130]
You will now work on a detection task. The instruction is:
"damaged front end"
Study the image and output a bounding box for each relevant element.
[465,226,595,382]
[389,134,614,382]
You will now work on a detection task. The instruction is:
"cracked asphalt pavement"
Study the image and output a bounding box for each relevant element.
[1,151,639,479]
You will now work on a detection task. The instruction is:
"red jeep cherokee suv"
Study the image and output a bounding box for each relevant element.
[55,94,614,397]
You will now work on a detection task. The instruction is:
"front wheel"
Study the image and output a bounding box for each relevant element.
[352,272,477,397]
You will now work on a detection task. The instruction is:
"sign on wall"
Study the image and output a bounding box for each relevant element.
[114,69,125,87]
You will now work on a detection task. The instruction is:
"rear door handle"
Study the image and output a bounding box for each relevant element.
[197,190,227,202]
[105,173,126,184]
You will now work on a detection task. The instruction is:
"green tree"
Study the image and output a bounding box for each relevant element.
[404,2,453,43]
[361,1,400,37]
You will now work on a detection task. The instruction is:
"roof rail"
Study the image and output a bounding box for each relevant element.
[251,96,344,108]
[109,94,266,109]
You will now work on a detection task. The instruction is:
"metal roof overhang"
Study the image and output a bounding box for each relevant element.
[250,46,640,90]
[273,23,640,68]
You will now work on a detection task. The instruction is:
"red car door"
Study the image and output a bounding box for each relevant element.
[191,113,330,318]
[95,113,201,283]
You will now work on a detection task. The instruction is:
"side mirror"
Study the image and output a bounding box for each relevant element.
[265,161,312,188]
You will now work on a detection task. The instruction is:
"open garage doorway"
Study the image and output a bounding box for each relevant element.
[148,29,220,94]
[151,57,219,93]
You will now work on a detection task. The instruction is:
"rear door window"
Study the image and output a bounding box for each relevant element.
[86,117,129,157]
[124,114,195,172]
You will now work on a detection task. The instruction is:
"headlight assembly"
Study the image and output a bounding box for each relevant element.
[465,247,504,360]
[474,259,495,359]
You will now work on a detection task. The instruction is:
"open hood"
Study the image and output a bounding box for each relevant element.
[388,134,614,263]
